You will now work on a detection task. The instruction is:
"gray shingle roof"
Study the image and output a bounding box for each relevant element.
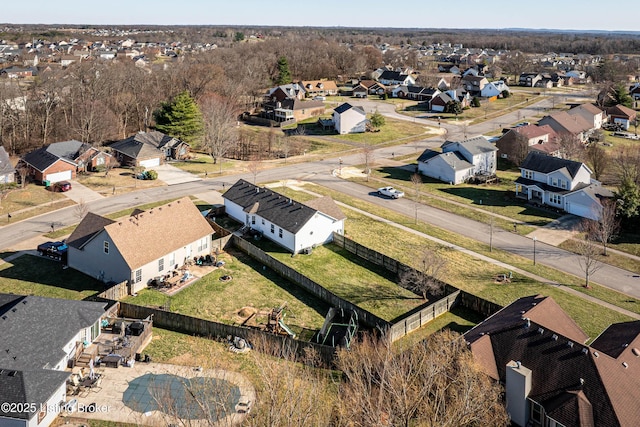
[442,136,497,155]
[519,151,585,178]
[22,140,86,172]
[0,294,107,371]
[0,368,70,420]
[110,131,180,159]
[0,146,14,176]
[223,179,338,234]
[333,102,364,115]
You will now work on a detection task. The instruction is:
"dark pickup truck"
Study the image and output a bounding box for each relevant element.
[37,241,68,262]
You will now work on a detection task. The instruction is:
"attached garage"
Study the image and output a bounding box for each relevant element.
[45,170,72,183]
[139,158,161,168]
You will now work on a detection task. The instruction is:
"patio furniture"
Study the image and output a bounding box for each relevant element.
[101,354,122,368]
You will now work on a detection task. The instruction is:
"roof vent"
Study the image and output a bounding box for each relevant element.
[623,343,629,348]
[524,318,530,328]
[633,348,640,357]
[623,362,629,368]
[580,378,585,385]
[8,371,17,377]
[538,327,544,334]
[567,341,574,348]
[516,361,521,368]
[532,302,537,306]
[581,348,588,355]
[552,334,558,341]
[594,351,599,358]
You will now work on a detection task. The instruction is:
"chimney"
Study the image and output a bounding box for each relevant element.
[506,360,532,427]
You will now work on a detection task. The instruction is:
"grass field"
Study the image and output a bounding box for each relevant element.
[124,248,330,341]
[0,254,103,300]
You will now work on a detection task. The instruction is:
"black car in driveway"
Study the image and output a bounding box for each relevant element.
[37,241,68,262]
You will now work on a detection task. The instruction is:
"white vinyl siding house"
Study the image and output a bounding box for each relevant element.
[333,103,367,134]
[223,180,346,254]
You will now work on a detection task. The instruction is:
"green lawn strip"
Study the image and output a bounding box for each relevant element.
[393,306,485,352]
[281,185,640,328]
[335,118,432,146]
[170,154,239,175]
[0,183,69,216]
[258,240,424,322]
[124,249,329,339]
[609,231,640,257]
[559,239,640,274]
[0,254,102,300]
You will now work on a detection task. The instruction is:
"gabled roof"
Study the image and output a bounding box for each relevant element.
[279,98,325,111]
[334,102,365,115]
[606,104,636,120]
[0,294,106,371]
[442,136,498,155]
[22,140,87,172]
[568,103,602,118]
[417,149,441,163]
[465,295,630,427]
[539,111,593,135]
[299,80,338,91]
[520,151,587,178]
[67,211,115,250]
[359,80,385,89]
[0,368,70,420]
[110,131,183,159]
[433,151,474,171]
[0,146,14,176]
[223,179,344,234]
[304,196,346,221]
[378,70,411,82]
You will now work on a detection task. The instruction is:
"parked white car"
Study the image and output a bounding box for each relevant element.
[377,186,405,199]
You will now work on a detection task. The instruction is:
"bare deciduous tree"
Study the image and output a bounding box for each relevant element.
[73,198,89,222]
[361,143,375,182]
[557,131,584,160]
[200,95,239,172]
[575,233,604,289]
[581,200,620,256]
[247,158,263,185]
[585,142,610,181]
[334,330,509,427]
[399,245,449,299]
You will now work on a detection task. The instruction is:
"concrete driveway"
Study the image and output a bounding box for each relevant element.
[66,180,105,203]
[155,164,202,185]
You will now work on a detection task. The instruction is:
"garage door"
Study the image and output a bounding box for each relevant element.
[46,170,72,183]
[139,158,160,168]
[566,202,597,220]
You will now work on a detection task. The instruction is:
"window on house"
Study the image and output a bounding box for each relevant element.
[134,269,142,283]
[279,228,283,238]
[560,180,568,189]
[523,170,534,179]
[169,252,175,268]
[251,216,256,225]
[158,258,164,272]
[551,178,558,187]
[530,400,543,427]
[271,224,275,234]
[549,194,562,205]
[103,241,109,254]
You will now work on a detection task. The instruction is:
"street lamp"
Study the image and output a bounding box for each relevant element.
[533,236,537,266]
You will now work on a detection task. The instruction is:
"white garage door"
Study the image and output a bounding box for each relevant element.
[46,170,72,183]
[139,158,160,168]
[566,202,597,220]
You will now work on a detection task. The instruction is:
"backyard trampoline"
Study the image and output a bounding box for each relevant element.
[123,373,241,421]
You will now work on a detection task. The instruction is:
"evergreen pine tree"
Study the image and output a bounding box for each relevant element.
[276,56,291,85]
[154,91,204,145]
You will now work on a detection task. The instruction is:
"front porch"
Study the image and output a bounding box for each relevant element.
[515,184,544,205]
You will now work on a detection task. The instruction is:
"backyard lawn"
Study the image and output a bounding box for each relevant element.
[0,254,103,300]
[124,248,330,341]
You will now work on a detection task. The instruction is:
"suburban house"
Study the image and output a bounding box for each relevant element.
[353,80,386,97]
[495,124,561,164]
[606,104,637,130]
[265,98,326,123]
[566,103,604,130]
[20,140,111,184]
[417,136,498,184]
[67,197,213,293]
[461,75,489,96]
[377,70,415,86]
[392,85,440,105]
[630,83,640,107]
[0,145,15,184]
[466,294,640,427]
[298,80,338,97]
[109,130,188,168]
[480,80,510,98]
[519,73,542,87]
[515,151,613,220]
[222,179,346,254]
[538,110,594,143]
[333,102,367,134]
[266,83,306,102]
[0,294,107,427]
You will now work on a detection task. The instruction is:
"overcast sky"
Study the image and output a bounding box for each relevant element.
[3,0,637,32]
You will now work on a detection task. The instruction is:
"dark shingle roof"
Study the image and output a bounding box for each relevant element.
[417,149,441,162]
[67,211,115,249]
[223,179,333,234]
[0,294,107,371]
[591,321,640,359]
[334,102,356,114]
[110,131,178,159]
[519,151,585,178]
[0,368,70,420]
[465,295,619,427]
[22,140,86,172]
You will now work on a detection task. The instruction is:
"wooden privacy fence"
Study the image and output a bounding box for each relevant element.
[232,235,391,332]
[118,302,336,367]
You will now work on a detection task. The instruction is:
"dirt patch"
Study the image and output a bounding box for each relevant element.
[166,352,196,365]
[238,306,257,318]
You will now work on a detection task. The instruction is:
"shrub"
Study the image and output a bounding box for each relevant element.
[471,97,481,108]
[146,170,158,180]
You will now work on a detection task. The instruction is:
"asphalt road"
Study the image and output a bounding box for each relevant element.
[2,90,638,299]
